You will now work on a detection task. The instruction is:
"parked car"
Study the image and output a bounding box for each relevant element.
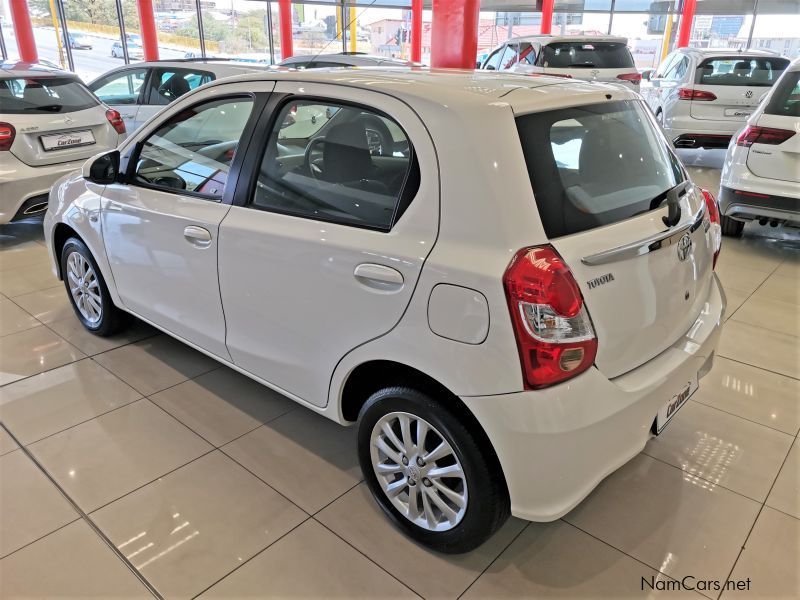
[478,35,641,90]
[719,58,800,236]
[88,59,270,133]
[111,40,144,60]
[65,32,93,50]
[0,62,124,224]
[642,48,790,149]
[44,69,724,553]
[279,52,414,69]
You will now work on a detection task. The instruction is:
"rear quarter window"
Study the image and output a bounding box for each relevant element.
[516,100,684,239]
[765,70,800,117]
[696,57,790,87]
[0,77,98,114]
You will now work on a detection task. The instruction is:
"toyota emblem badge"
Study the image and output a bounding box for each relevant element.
[677,233,692,261]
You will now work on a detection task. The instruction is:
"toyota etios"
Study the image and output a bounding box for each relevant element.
[45,69,725,553]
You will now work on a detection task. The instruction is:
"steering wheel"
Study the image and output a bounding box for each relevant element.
[358,114,393,157]
[303,137,326,179]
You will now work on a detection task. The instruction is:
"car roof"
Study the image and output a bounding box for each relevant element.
[0,61,77,78]
[88,60,272,83]
[506,34,628,45]
[203,67,637,112]
[677,47,782,59]
[281,54,412,66]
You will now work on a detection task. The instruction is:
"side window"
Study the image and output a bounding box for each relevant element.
[132,97,254,199]
[665,57,689,81]
[518,43,536,66]
[90,69,147,105]
[655,53,678,79]
[484,46,505,70]
[251,100,419,231]
[499,44,520,70]
[149,70,214,106]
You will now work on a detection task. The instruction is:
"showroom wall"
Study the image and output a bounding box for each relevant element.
[0,0,798,78]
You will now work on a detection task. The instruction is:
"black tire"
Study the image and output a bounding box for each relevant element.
[60,237,129,337]
[357,386,509,554]
[721,214,745,237]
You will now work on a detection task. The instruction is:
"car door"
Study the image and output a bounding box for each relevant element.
[101,84,269,359]
[218,82,439,406]
[89,67,148,132]
[134,67,215,130]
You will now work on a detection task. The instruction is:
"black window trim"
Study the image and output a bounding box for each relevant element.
[232,93,421,234]
[123,92,265,204]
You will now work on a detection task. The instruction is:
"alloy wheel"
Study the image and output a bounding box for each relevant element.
[370,411,467,532]
[66,251,103,325]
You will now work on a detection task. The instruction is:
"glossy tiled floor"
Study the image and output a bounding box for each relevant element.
[1,163,798,599]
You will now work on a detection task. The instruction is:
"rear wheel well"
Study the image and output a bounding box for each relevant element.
[340,360,509,494]
[52,223,82,279]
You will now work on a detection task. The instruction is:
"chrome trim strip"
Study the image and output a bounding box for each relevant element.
[581,204,706,266]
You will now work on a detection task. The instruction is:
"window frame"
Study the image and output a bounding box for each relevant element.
[236,93,420,234]
[123,93,260,203]
[89,67,150,106]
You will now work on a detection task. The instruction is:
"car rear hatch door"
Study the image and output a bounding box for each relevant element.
[552,188,714,378]
[11,106,115,167]
[543,66,638,87]
[515,97,716,379]
[690,56,790,122]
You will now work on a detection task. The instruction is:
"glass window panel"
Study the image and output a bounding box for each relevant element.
[749,13,800,59]
[610,13,670,69]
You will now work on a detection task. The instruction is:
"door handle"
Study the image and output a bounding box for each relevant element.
[354,263,404,292]
[183,225,212,248]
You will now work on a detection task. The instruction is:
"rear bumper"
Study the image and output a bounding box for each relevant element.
[462,274,725,522]
[664,116,742,149]
[719,186,800,224]
[0,155,87,224]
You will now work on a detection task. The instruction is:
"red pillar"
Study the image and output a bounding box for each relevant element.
[410,0,422,63]
[278,0,293,59]
[9,0,38,63]
[136,0,159,61]
[430,0,479,69]
[540,0,555,35]
[676,0,697,48]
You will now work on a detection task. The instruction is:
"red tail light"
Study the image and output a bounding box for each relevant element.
[736,125,795,148]
[678,88,717,101]
[0,122,15,151]
[106,109,126,134]
[617,72,642,83]
[700,188,721,269]
[503,246,597,389]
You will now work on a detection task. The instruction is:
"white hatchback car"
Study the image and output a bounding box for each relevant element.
[0,62,124,224]
[720,58,800,236]
[643,48,790,149]
[45,70,725,553]
[478,35,641,90]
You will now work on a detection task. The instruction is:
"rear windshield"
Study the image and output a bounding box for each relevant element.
[765,70,800,117]
[516,100,684,239]
[696,57,789,87]
[0,77,99,114]
[541,42,634,69]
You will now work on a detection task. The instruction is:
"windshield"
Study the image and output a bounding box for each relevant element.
[516,100,684,238]
[541,42,634,69]
[696,57,789,87]
[0,77,99,114]
[764,70,800,117]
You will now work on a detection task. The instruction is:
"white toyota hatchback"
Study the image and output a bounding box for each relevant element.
[44,69,725,553]
[0,62,125,223]
[719,58,800,236]
[643,48,790,149]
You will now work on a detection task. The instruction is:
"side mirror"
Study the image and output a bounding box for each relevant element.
[642,69,653,81]
[83,150,120,184]
[476,60,482,68]
[486,65,496,71]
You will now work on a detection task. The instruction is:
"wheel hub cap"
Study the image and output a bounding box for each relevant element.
[66,251,103,325]
[370,411,468,532]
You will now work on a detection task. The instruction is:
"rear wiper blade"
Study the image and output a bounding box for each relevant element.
[25,104,63,112]
[569,63,596,68]
[650,180,690,228]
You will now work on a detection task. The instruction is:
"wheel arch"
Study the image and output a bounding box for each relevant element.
[339,359,509,497]
[52,222,83,280]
